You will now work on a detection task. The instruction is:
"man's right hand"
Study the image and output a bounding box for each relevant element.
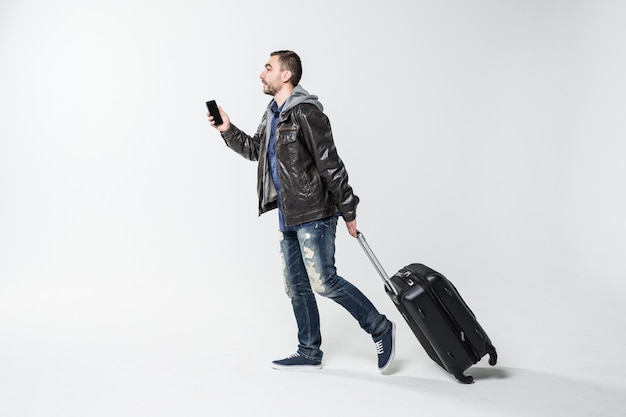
[208,105,231,133]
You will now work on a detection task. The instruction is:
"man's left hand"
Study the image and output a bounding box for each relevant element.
[345,219,357,238]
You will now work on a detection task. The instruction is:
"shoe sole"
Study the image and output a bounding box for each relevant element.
[271,363,323,371]
[379,322,396,374]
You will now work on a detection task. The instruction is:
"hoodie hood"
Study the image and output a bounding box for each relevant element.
[269,85,323,114]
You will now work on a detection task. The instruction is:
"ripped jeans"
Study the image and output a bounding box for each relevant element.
[279,216,391,361]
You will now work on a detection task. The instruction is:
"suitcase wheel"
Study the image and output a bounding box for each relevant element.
[488,348,498,366]
[454,372,474,384]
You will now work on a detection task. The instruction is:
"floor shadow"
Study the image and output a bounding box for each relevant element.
[468,366,510,381]
[321,366,626,417]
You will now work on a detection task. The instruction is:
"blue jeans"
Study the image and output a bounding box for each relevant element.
[279,216,391,361]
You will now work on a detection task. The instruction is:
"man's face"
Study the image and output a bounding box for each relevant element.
[260,55,286,96]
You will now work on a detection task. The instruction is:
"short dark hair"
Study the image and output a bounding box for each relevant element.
[271,50,302,86]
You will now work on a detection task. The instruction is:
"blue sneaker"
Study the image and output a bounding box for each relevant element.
[374,321,395,373]
[271,353,322,370]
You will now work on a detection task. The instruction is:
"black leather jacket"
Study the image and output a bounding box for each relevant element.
[221,93,359,227]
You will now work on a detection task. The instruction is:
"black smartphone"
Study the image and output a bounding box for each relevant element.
[206,100,223,126]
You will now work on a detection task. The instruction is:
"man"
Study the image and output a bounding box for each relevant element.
[207,50,395,372]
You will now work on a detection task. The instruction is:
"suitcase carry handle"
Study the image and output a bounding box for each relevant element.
[356,231,399,296]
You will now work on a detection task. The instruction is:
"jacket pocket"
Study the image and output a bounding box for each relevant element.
[277,129,297,143]
[276,129,298,163]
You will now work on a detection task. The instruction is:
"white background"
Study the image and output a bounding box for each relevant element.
[1,1,625,416]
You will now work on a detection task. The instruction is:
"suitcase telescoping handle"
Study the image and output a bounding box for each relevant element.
[356,231,399,297]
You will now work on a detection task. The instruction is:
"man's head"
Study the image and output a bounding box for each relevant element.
[271,50,302,86]
[260,50,302,97]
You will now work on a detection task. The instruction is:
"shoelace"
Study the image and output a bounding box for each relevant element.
[375,340,385,355]
[287,353,301,359]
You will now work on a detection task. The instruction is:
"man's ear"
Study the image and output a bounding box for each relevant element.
[281,70,293,84]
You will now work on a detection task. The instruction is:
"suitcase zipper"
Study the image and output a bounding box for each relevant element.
[404,268,480,362]
[432,285,480,361]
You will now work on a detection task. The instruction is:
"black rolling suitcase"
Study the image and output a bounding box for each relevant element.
[357,232,497,383]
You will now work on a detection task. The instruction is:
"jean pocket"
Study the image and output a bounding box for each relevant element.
[316,216,336,229]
